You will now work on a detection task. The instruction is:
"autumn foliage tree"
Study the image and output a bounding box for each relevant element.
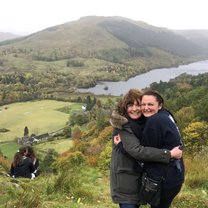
[183,121,208,154]
[175,106,195,132]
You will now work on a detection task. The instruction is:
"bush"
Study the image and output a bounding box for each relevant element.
[63,126,72,138]
[66,59,84,67]
[0,128,9,132]
[40,149,58,172]
[183,121,208,154]
[70,111,90,126]
[98,140,112,171]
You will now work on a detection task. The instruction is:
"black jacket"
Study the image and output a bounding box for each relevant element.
[141,110,185,189]
[10,156,35,179]
[110,111,171,205]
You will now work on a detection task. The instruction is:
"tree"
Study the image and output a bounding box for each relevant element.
[175,106,195,132]
[24,126,29,136]
[95,109,110,130]
[63,126,72,138]
[85,96,92,111]
[41,149,58,172]
[72,126,82,140]
[183,121,208,154]
[69,112,90,126]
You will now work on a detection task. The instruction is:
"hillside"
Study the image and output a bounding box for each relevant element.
[0,72,208,207]
[1,16,208,105]
[0,32,20,42]
[173,29,208,53]
[1,16,207,54]
[1,16,208,62]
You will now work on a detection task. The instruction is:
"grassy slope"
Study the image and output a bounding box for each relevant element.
[1,16,206,84]
[1,156,207,208]
[0,103,207,207]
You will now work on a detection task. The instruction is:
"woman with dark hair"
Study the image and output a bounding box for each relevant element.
[10,146,35,179]
[110,89,182,208]
[139,90,184,208]
[25,146,40,176]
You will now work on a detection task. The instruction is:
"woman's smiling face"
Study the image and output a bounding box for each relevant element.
[127,100,142,120]
[141,95,162,117]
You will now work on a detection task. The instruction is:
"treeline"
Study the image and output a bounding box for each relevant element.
[149,72,208,121]
[149,72,208,154]
[0,71,97,105]
[0,64,146,106]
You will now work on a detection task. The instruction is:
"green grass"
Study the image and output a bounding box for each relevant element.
[0,100,77,142]
[0,142,21,160]
[57,103,82,114]
[0,138,208,208]
[36,139,73,154]
[0,139,73,161]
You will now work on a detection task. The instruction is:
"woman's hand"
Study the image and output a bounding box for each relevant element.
[170,146,182,159]
[114,134,121,145]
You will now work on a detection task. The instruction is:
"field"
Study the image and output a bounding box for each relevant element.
[0,100,82,142]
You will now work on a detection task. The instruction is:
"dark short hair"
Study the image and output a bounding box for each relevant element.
[142,90,164,109]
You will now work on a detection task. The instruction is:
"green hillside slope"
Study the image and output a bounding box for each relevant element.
[0,16,208,105]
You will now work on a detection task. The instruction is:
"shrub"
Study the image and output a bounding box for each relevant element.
[63,126,72,138]
[70,111,90,126]
[40,149,59,172]
[0,128,10,132]
[66,59,84,67]
[98,140,112,171]
[53,151,85,171]
[183,121,208,153]
[72,126,82,140]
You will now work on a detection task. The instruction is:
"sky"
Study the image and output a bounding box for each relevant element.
[1,0,208,35]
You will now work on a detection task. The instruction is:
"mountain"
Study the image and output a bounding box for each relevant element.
[173,29,208,53]
[0,16,208,105]
[0,16,208,87]
[0,32,21,42]
[1,16,207,58]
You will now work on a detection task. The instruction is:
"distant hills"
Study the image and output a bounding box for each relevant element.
[0,32,20,42]
[0,16,208,88]
[173,29,208,53]
[1,16,208,56]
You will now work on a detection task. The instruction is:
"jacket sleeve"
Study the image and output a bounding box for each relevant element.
[118,126,171,163]
[10,164,15,176]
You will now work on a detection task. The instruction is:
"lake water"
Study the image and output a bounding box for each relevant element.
[78,60,208,96]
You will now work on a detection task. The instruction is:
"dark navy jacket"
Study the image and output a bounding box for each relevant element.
[10,156,35,179]
[141,110,185,188]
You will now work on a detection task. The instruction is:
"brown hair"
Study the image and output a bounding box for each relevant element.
[116,89,143,117]
[12,146,27,168]
[25,145,36,161]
